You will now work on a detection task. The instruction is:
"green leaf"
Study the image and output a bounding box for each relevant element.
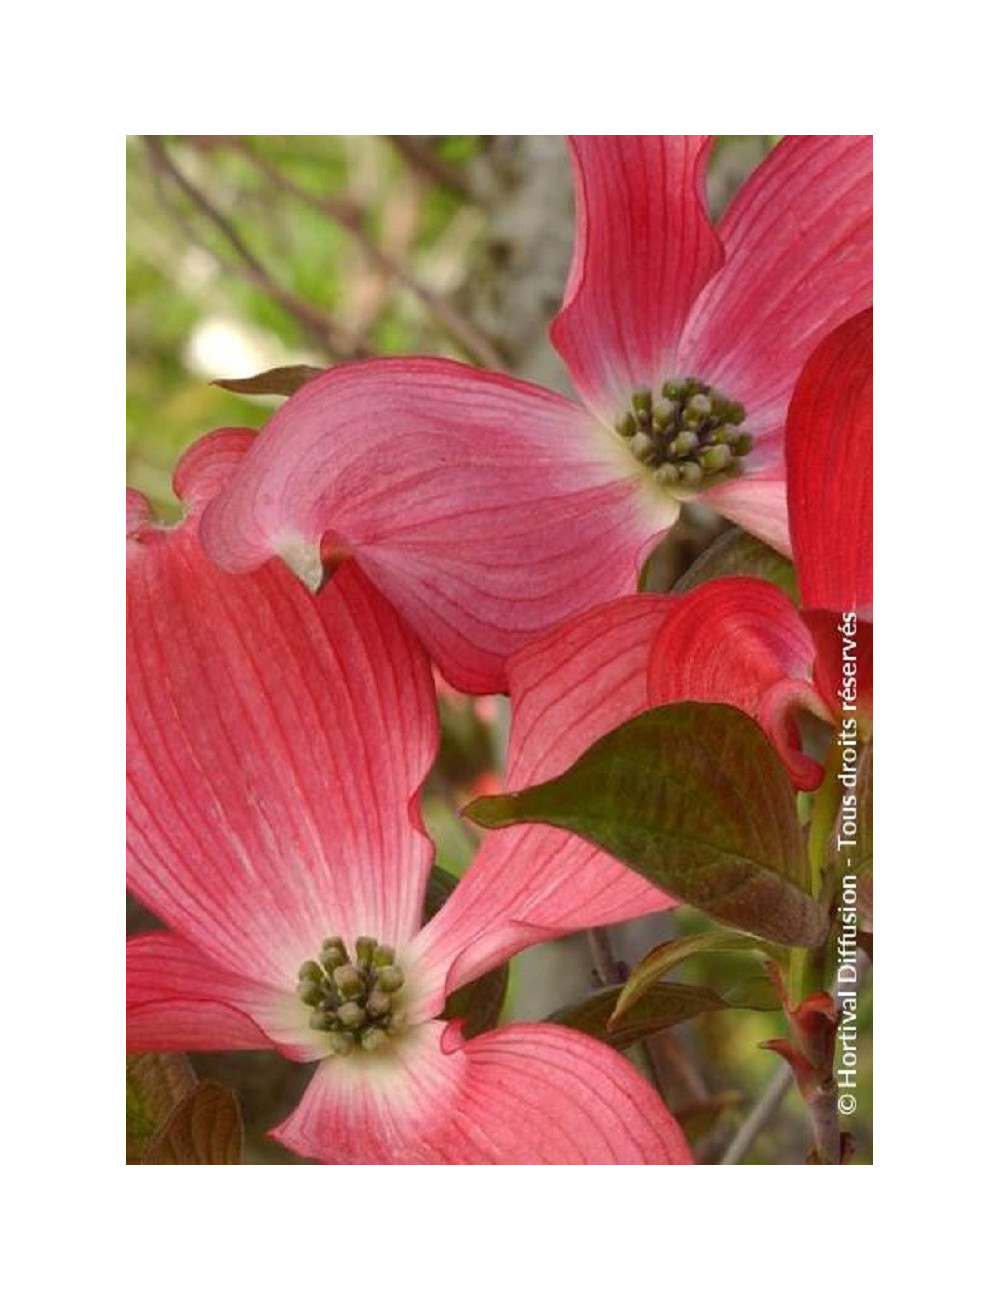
[423,866,508,1036]
[672,527,799,603]
[423,864,466,917]
[467,703,826,947]
[612,931,774,1022]
[126,1053,197,1163]
[142,1082,244,1165]
[212,364,324,397]
[722,973,782,1012]
[550,982,741,1050]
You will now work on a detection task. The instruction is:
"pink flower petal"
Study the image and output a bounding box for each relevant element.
[699,471,791,556]
[200,359,664,693]
[552,135,722,419]
[273,1020,691,1164]
[127,932,327,1061]
[647,577,828,789]
[680,135,872,442]
[506,594,681,787]
[409,598,675,1013]
[786,308,873,616]
[128,431,438,988]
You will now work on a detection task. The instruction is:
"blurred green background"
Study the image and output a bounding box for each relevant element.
[127,136,871,1164]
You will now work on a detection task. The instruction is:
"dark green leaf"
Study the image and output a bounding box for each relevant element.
[212,365,324,397]
[422,866,508,1037]
[126,1053,197,1163]
[143,1081,244,1165]
[673,527,799,603]
[612,931,773,1022]
[549,981,751,1050]
[423,864,462,919]
[467,703,826,947]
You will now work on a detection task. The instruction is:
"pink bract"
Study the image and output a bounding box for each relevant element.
[127,432,690,1164]
[200,135,873,693]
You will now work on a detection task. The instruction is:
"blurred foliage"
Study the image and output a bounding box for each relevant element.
[127,135,490,516]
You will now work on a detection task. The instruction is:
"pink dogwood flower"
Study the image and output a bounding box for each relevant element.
[127,431,690,1164]
[200,135,873,693]
[463,308,873,799]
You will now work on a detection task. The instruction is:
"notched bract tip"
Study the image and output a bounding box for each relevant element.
[279,538,328,595]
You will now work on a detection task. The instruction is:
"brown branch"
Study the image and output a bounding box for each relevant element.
[142,136,358,362]
[806,1085,845,1164]
[386,135,479,204]
[227,138,504,370]
[586,929,620,988]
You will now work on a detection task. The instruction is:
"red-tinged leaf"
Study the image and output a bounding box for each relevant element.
[612,931,774,1023]
[672,527,798,603]
[467,703,826,947]
[212,365,324,397]
[126,1052,197,1163]
[142,1081,244,1165]
[548,982,730,1050]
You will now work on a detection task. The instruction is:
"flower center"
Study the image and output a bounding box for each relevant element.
[615,378,754,490]
[297,935,407,1057]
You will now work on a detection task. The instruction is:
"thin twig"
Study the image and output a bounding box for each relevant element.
[143,137,355,361]
[585,928,674,1104]
[653,1030,710,1104]
[386,135,479,204]
[719,1063,793,1165]
[227,137,504,370]
[586,928,619,987]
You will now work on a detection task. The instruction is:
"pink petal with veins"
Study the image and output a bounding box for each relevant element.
[680,135,873,424]
[273,1020,691,1164]
[128,431,438,986]
[552,135,721,419]
[127,932,327,1061]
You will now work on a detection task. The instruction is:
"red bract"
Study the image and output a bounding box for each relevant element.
[200,136,872,693]
[127,432,690,1165]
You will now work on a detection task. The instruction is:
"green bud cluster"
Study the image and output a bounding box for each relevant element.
[615,378,754,489]
[296,935,407,1056]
